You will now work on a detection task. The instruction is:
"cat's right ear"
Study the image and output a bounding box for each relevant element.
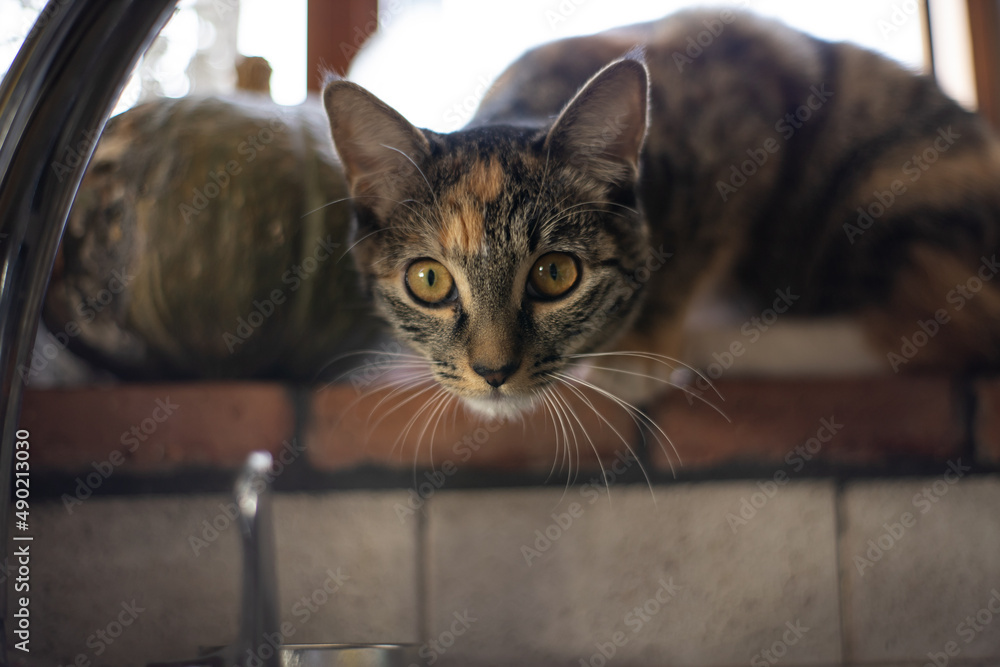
[323,79,430,218]
[544,56,649,187]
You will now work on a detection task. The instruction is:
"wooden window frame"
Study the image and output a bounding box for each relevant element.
[967,0,1000,129]
[307,0,378,91]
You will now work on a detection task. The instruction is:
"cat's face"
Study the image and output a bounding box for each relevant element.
[324,59,650,417]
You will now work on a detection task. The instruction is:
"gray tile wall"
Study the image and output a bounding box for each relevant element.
[14,475,1000,667]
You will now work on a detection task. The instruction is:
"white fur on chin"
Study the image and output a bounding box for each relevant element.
[461,394,538,420]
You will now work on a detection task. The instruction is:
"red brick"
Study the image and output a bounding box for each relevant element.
[20,383,295,470]
[20,375,968,478]
[648,376,963,472]
[974,378,1000,465]
[305,383,640,473]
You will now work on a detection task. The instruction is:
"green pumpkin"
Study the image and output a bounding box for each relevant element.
[44,95,377,380]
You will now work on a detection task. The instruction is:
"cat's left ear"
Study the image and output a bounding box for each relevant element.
[544,55,649,186]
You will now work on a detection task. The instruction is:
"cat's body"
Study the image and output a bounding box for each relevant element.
[323,10,1000,416]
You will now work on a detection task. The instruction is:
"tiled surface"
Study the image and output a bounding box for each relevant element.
[426,483,841,667]
[15,492,418,666]
[650,377,964,471]
[273,492,420,644]
[839,474,1000,664]
[14,475,1000,666]
[17,496,241,666]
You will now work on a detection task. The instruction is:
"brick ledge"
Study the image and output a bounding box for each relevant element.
[17,375,999,479]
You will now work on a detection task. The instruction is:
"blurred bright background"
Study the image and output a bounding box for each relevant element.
[0,0,308,109]
[0,0,972,128]
[350,0,931,131]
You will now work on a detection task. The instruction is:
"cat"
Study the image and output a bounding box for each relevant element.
[321,9,1000,419]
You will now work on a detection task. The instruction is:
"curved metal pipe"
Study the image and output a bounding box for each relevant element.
[0,0,179,656]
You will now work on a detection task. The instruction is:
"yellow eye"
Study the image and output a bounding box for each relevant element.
[405,259,455,305]
[529,252,579,299]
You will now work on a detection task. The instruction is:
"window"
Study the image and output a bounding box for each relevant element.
[0,1,980,122]
[350,0,934,132]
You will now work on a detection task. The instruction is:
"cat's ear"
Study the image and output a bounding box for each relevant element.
[323,78,431,217]
[544,56,649,186]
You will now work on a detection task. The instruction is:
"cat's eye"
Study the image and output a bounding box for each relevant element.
[528,252,579,299]
[405,259,456,306]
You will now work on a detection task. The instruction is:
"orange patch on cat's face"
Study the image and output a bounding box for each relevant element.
[465,158,505,201]
[438,159,505,253]
[438,199,485,255]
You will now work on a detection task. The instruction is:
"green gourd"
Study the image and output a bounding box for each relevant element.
[44,94,375,380]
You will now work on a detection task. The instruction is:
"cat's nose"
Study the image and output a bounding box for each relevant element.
[471,360,520,388]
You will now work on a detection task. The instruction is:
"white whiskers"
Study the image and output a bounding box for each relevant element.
[567,351,728,413]
[552,369,679,482]
[318,344,728,507]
